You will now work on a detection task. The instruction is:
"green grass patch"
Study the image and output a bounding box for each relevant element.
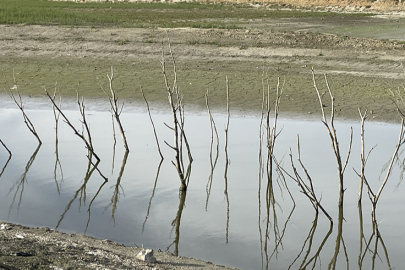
[74,36,85,42]
[113,38,130,45]
[187,39,220,46]
[0,0,374,29]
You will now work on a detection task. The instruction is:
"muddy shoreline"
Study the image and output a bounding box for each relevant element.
[0,221,237,270]
[1,21,405,123]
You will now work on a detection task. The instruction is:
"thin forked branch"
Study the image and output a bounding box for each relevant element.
[7,88,42,145]
[103,66,129,152]
[45,89,100,162]
[161,33,192,190]
[312,68,352,207]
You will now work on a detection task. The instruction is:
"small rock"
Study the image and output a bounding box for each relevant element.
[14,252,33,257]
[0,224,11,230]
[136,248,157,263]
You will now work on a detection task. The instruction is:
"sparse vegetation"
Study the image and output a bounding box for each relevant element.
[0,0,374,29]
[113,38,130,45]
[187,40,220,46]
[74,36,85,42]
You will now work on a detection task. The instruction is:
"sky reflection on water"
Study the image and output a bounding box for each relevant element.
[0,103,404,270]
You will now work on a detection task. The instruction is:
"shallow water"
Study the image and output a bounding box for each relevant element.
[0,99,404,270]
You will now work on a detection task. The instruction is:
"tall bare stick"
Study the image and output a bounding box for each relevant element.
[258,71,266,269]
[224,76,230,166]
[223,76,231,243]
[356,109,377,203]
[111,112,117,174]
[51,85,64,193]
[141,87,164,160]
[205,89,219,210]
[104,67,129,152]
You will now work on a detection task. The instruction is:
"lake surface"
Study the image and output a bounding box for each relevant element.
[1,97,404,270]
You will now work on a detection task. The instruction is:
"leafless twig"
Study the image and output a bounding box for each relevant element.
[103,67,129,152]
[7,87,42,145]
[45,89,100,162]
[312,68,352,206]
[141,87,164,160]
[161,34,192,190]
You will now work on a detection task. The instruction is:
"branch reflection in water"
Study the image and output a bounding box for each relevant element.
[288,211,333,270]
[205,89,219,211]
[56,153,106,230]
[2,87,405,269]
[141,86,165,232]
[167,189,187,256]
[7,144,41,217]
[105,150,129,225]
[328,205,346,270]
[0,138,12,180]
[142,159,164,232]
[357,202,392,270]
[224,76,230,244]
[51,87,63,195]
[258,75,296,269]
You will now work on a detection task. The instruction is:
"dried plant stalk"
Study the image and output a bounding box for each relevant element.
[141,87,164,160]
[223,76,230,243]
[45,89,100,162]
[279,136,333,223]
[224,76,230,168]
[105,67,129,152]
[354,109,405,227]
[205,89,219,210]
[7,89,42,145]
[312,68,352,206]
[161,35,192,190]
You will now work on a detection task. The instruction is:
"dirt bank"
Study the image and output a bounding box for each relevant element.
[0,222,237,270]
